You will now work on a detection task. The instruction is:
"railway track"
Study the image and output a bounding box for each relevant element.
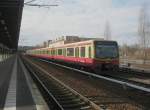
[36,58,150,93]
[22,57,101,110]
[36,57,150,90]
[103,67,150,88]
[24,56,150,109]
[119,66,150,78]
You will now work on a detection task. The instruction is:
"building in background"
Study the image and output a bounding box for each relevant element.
[44,36,104,48]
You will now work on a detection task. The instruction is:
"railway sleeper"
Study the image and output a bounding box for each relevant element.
[52,91,73,96]
[59,99,87,107]
[58,98,82,104]
[56,96,81,101]
[62,101,89,109]
[51,89,71,94]
[53,93,74,98]
[23,57,102,110]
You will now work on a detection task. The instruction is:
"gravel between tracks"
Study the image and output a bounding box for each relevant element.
[26,57,146,110]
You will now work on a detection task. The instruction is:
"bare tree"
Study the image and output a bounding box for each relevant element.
[138,4,150,64]
[104,21,111,40]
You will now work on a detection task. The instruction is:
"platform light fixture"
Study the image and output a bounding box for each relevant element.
[4,26,7,30]
[0,19,5,25]
[5,31,9,34]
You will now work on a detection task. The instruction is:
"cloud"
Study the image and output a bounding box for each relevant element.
[19,0,150,46]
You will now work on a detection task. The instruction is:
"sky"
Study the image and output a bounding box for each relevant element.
[19,0,150,46]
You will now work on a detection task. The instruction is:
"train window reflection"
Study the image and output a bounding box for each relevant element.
[96,45,118,58]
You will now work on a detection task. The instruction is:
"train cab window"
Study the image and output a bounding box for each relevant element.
[75,47,79,57]
[67,48,74,56]
[80,47,85,57]
[58,49,63,55]
[89,46,91,58]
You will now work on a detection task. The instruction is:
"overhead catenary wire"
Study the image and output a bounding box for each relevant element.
[24,0,58,7]
[24,0,37,4]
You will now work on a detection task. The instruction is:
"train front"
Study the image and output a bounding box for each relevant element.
[93,41,119,71]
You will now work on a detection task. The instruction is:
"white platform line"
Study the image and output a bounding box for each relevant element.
[4,58,17,110]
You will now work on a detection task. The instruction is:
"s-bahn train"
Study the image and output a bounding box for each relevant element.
[26,40,119,72]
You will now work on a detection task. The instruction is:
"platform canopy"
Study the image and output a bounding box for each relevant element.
[0,0,24,50]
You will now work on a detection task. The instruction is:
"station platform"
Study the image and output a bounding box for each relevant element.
[0,55,49,110]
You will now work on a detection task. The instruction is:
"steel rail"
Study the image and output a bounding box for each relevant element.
[23,57,101,110]
[38,59,150,93]
[23,59,64,110]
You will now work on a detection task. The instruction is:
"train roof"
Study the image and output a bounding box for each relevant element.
[28,39,117,51]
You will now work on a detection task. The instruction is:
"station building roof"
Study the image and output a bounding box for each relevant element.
[0,0,24,50]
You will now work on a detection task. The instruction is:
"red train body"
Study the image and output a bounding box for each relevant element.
[27,40,119,72]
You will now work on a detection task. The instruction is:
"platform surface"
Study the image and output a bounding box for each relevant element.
[0,56,49,110]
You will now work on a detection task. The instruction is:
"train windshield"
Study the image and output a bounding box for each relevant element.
[95,43,118,58]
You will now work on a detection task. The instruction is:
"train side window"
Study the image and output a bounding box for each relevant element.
[55,49,57,55]
[63,48,66,56]
[89,46,91,58]
[48,50,51,55]
[54,50,56,55]
[58,49,63,55]
[53,50,54,55]
[47,50,49,55]
[51,50,53,55]
[75,47,79,57]
[52,50,55,55]
[80,47,85,57]
[67,48,74,56]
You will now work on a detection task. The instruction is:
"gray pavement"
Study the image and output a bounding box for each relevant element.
[0,56,15,109]
[0,55,49,110]
[16,58,36,110]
